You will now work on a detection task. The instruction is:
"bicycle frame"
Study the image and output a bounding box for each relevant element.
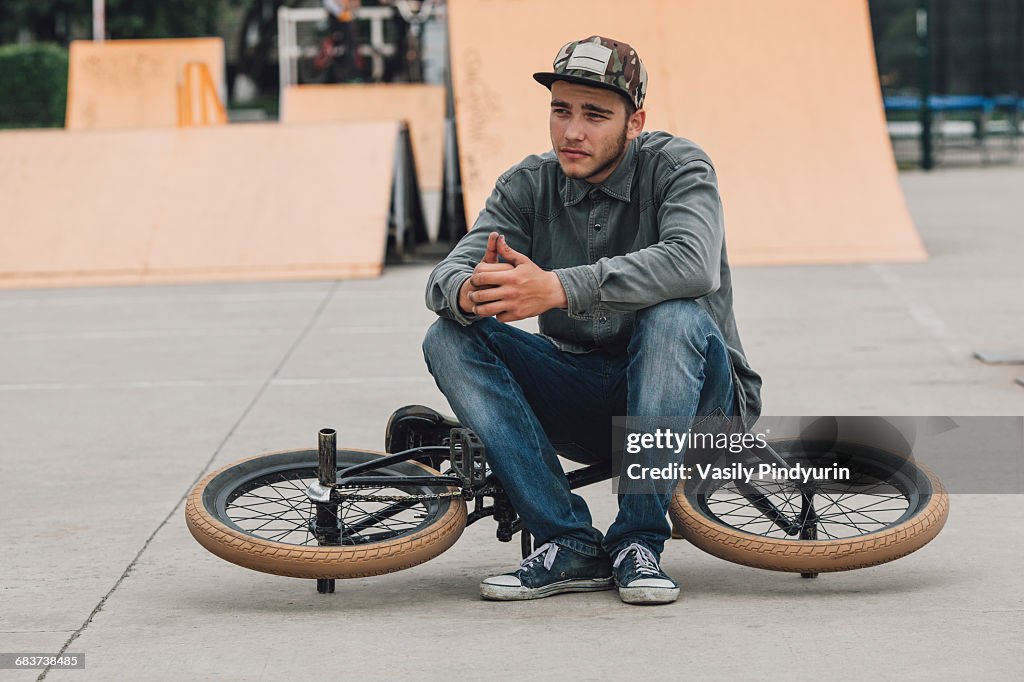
[186,408,947,593]
[308,419,801,545]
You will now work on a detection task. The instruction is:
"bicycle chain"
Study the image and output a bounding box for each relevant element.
[330,483,500,503]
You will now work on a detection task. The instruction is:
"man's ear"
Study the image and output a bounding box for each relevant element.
[627,108,646,141]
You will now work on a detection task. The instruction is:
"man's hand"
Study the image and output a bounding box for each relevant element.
[465,235,568,322]
[458,232,513,315]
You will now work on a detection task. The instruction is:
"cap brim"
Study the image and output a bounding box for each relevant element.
[532,72,632,103]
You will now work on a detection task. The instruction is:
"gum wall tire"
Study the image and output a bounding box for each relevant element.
[185,449,467,579]
[669,461,948,573]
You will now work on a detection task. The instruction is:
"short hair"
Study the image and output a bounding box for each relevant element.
[623,96,637,119]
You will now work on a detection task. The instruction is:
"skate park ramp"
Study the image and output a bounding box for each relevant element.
[0,121,397,288]
[66,38,226,130]
[283,84,445,191]
[447,0,926,265]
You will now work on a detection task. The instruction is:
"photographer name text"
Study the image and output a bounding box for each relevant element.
[625,461,851,484]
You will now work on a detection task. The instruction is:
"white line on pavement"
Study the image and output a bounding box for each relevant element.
[0,376,426,391]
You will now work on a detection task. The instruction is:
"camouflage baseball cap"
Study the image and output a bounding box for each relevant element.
[533,36,648,109]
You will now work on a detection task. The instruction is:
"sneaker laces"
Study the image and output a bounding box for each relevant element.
[613,542,661,576]
[519,542,559,571]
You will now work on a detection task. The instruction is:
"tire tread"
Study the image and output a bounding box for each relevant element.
[669,464,949,572]
[185,451,467,579]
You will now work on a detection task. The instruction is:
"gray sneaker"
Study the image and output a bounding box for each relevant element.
[480,542,613,601]
[612,542,680,605]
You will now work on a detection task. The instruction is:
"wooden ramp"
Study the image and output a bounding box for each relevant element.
[0,122,397,288]
[282,84,445,191]
[447,0,926,265]
[66,38,226,130]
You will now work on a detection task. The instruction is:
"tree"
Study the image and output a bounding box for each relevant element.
[0,1,233,45]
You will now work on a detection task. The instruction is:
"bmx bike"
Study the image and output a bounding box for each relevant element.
[185,406,949,594]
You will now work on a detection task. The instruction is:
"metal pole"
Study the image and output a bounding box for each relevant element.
[93,0,106,42]
[1015,0,1024,97]
[318,428,338,487]
[315,428,339,594]
[917,0,934,170]
[278,6,289,119]
[981,0,993,98]
[1015,0,1024,149]
[391,125,408,259]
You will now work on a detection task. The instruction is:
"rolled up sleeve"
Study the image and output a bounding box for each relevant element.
[425,176,534,324]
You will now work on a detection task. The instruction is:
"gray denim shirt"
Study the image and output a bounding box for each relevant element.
[426,131,762,426]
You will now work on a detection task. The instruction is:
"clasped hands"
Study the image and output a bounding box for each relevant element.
[458,232,568,323]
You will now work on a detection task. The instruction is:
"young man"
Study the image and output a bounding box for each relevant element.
[422,36,762,604]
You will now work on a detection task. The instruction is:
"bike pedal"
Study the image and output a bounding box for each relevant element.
[450,427,488,489]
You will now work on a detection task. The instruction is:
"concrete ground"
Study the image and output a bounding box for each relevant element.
[1,166,1022,681]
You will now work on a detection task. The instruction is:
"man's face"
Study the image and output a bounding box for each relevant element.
[549,80,644,184]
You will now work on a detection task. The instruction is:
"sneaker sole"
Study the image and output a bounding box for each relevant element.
[617,585,680,605]
[480,577,614,601]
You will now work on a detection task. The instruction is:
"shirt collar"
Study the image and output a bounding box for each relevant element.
[560,137,638,206]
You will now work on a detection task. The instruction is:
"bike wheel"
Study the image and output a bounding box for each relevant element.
[669,439,949,572]
[186,449,466,579]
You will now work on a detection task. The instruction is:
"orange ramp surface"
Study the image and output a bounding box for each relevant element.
[0,122,397,288]
[283,84,445,191]
[66,38,226,130]
[447,0,926,265]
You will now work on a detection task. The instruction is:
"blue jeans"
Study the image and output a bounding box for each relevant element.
[421,299,736,559]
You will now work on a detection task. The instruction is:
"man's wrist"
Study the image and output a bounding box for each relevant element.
[457,274,474,314]
[548,271,568,310]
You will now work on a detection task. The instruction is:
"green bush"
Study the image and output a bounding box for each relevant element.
[0,43,69,128]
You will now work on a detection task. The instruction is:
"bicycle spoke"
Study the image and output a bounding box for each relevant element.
[222,469,439,546]
[814,494,869,534]
[700,464,914,539]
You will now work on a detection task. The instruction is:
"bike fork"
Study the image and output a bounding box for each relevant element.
[798,487,819,580]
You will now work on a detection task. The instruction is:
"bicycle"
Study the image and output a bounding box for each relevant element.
[185,406,949,594]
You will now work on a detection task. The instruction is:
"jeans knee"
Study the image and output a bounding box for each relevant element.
[421,317,470,372]
[633,299,719,350]
[628,300,735,417]
[422,317,499,376]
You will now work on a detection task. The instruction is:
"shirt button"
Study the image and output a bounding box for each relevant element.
[594,223,602,231]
